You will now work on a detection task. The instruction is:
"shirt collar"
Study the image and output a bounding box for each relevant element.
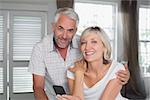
[71,35,80,49]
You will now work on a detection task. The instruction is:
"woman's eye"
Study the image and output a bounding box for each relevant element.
[81,41,86,45]
[91,41,97,43]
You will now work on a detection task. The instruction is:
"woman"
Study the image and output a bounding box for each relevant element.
[57,26,128,100]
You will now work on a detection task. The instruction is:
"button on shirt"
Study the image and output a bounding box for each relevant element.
[28,33,81,100]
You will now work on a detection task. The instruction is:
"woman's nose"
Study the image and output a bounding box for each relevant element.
[85,43,91,50]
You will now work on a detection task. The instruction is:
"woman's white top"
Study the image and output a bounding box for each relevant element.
[67,60,128,100]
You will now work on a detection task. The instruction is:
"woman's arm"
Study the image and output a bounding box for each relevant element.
[68,78,74,95]
[68,71,85,100]
[56,77,83,100]
[67,59,87,100]
[100,78,122,100]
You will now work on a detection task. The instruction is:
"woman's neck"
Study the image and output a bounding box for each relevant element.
[84,59,111,88]
[87,59,103,74]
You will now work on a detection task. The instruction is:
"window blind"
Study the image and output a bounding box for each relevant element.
[13,16,42,60]
[0,16,3,61]
[10,13,46,93]
[13,67,33,93]
[0,15,3,94]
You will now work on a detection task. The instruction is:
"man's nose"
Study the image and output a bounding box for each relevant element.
[62,32,67,39]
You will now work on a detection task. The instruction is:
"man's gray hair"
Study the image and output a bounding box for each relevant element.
[54,7,79,26]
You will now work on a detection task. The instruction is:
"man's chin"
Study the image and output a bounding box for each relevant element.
[57,44,68,48]
[56,40,70,48]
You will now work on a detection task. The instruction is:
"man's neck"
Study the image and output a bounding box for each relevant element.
[55,44,68,61]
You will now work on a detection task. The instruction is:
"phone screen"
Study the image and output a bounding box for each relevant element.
[53,85,66,95]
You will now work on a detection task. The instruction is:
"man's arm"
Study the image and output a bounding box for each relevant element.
[33,74,48,100]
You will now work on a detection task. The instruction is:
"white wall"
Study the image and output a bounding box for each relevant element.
[47,1,57,34]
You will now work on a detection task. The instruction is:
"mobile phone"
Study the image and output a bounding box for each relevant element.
[53,85,66,95]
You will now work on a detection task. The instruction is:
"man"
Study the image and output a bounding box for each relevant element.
[28,7,129,100]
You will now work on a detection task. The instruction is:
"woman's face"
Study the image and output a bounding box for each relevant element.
[80,32,105,62]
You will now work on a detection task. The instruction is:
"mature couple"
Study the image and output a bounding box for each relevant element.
[29,7,130,100]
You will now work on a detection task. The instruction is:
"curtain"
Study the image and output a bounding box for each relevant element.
[120,0,146,99]
[56,0,74,9]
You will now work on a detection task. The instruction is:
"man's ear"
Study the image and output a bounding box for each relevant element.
[74,27,78,33]
[51,22,55,31]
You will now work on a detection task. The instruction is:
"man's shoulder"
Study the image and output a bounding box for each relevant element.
[72,34,80,48]
[42,34,52,42]
[38,34,52,43]
[74,34,80,40]
[73,34,81,43]
[34,34,52,48]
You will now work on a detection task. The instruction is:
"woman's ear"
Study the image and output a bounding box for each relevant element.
[103,48,107,59]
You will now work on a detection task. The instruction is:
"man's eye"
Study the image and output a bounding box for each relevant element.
[59,27,63,31]
[57,26,64,31]
[68,29,74,33]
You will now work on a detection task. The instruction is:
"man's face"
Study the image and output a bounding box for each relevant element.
[52,15,77,48]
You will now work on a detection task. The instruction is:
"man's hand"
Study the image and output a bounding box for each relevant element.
[116,64,130,85]
[56,95,81,100]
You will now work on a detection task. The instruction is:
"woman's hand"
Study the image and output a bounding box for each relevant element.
[56,95,81,100]
[69,59,87,74]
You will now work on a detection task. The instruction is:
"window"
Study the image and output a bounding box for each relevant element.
[0,11,7,100]
[75,1,117,59]
[139,7,150,77]
[0,10,47,100]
